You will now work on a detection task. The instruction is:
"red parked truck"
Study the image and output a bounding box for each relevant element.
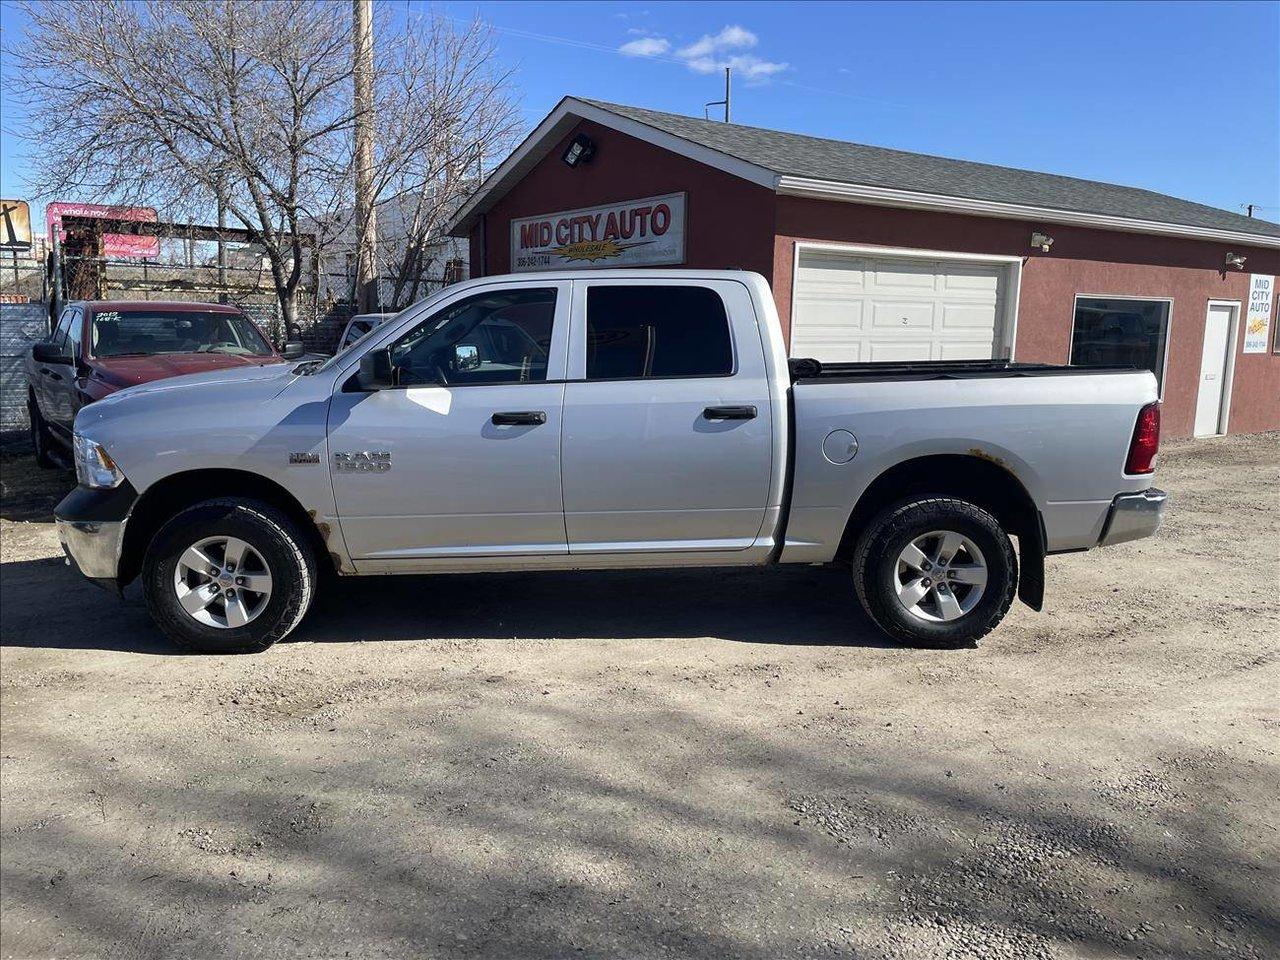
[26,300,302,466]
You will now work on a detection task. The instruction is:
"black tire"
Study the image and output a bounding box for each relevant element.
[143,498,316,654]
[852,497,1017,648]
[28,395,55,469]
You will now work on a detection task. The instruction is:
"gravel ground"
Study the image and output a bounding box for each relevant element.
[1,433,1277,960]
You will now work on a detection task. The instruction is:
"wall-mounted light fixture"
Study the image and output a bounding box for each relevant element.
[1225,252,1247,270]
[1030,231,1054,252]
[561,133,596,168]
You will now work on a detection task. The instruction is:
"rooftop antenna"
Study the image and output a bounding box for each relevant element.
[704,67,731,122]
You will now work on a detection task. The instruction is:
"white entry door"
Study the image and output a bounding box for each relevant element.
[791,248,1014,361]
[1194,303,1236,437]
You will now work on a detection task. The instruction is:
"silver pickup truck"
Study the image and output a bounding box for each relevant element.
[57,270,1166,653]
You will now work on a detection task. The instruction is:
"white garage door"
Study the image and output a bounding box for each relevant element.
[791,249,1011,362]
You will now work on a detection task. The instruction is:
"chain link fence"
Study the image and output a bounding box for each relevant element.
[1,248,469,437]
[309,260,468,353]
[1,259,50,434]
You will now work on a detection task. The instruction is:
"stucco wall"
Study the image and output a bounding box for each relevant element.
[470,120,776,280]
[773,197,1280,438]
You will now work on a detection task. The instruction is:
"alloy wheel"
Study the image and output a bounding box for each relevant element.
[891,530,988,623]
[172,536,273,629]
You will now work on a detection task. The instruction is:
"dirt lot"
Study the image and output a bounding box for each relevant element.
[1,433,1277,960]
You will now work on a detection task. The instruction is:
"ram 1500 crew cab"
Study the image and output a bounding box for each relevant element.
[56,270,1167,653]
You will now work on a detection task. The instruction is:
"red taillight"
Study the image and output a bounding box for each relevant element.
[1125,402,1161,474]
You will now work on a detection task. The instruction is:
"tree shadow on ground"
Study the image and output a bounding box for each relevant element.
[0,450,74,522]
[2,691,1276,959]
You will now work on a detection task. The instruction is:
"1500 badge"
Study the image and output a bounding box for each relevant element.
[333,451,392,472]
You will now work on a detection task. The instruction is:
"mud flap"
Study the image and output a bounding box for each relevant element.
[1017,518,1046,612]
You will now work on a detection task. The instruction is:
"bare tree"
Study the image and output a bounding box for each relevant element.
[365,8,519,309]
[9,0,518,334]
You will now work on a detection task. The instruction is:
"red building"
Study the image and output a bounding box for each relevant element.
[449,98,1280,439]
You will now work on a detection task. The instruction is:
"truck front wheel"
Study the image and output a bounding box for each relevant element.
[28,395,56,469]
[143,498,316,654]
[852,497,1017,648]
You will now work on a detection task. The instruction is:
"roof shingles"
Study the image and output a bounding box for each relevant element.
[579,98,1280,240]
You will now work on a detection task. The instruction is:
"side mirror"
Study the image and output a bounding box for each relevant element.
[281,340,305,360]
[455,344,480,371]
[357,347,396,389]
[32,341,71,365]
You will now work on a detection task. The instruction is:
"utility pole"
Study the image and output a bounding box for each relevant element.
[704,67,732,122]
[1246,204,1255,218]
[353,0,378,312]
[216,172,228,302]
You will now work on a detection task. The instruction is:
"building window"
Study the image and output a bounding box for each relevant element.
[585,285,733,380]
[1070,297,1171,393]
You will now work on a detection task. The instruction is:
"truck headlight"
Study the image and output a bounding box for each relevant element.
[73,433,125,489]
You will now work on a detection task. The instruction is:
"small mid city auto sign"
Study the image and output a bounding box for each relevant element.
[510,193,686,272]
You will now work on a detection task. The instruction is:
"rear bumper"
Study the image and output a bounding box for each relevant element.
[1098,488,1168,547]
[54,482,137,588]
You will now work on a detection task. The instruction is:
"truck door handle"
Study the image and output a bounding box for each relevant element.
[703,405,757,421]
[491,410,547,426]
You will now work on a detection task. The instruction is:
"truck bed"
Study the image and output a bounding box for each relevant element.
[782,362,1160,561]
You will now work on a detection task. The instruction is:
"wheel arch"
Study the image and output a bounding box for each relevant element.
[119,469,340,587]
[835,454,1046,610]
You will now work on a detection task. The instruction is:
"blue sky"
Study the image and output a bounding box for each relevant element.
[3,0,1278,223]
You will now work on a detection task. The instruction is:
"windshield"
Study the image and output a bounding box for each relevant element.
[91,309,274,358]
[342,317,387,349]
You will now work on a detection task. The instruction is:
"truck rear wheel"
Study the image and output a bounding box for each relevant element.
[852,497,1017,648]
[143,498,316,654]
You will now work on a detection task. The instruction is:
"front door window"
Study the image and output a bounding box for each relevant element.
[388,288,556,387]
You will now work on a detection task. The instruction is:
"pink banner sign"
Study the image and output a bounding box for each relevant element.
[46,202,160,259]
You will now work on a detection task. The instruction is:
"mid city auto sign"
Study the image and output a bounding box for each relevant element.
[510,193,686,272]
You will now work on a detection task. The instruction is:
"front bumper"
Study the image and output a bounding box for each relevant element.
[1098,488,1168,547]
[54,481,138,589]
[57,517,126,582]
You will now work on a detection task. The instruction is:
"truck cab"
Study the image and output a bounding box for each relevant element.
[55,271,1165,654]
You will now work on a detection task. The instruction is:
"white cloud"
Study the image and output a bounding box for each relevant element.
[703,54,788,80]
[618,22,787,83]
[675,25,757,60]
[619,36,671,57]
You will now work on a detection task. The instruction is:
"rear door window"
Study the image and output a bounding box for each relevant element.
[585,286,733,380]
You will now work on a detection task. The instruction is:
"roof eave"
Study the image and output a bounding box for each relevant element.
[445,97,778,237]
[777,176,1280,249]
